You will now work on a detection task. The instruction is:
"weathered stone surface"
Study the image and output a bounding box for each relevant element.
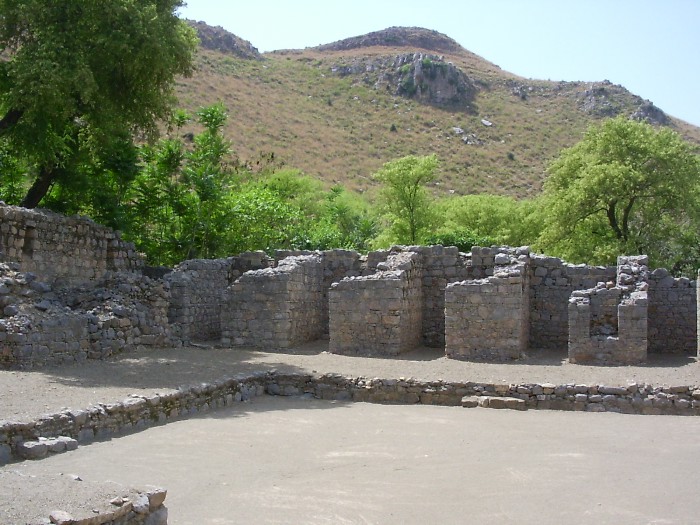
[461,396,479,408]
[478,396,527,410]
[17,440,48,459]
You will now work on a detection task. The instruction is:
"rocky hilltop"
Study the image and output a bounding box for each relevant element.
[188,20,261,60]
[316,26,465,55]
[177,23,700,197]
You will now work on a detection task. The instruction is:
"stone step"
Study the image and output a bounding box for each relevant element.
[461,395,527,411]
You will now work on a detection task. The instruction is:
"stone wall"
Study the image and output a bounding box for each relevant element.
[0,264,170,369]
[0,201,698,368]
[275,249,363,335]
[329,251,423,356]
[568,256,648,364]
[648,268,697,354]
[3,372,699,466]
[415,246,471,346]
[445,259,529,360]
[166,252,272,343]
[528,256,615,350]
[222,255,325,349]
[0,204,143,287]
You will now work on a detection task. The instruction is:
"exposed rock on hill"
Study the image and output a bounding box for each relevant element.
[188,20,261,60]
[630,101,669,126]
[576,80,669,125]
[317,26,464,55]
[330,52,475,107]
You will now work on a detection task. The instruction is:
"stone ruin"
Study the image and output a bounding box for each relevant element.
[0,203,697,370]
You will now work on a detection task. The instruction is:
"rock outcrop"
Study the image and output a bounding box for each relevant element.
[188,20,261,60]
[316,26,464,55]
[329,52,475,107]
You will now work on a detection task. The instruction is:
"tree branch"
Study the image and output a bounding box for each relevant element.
[0,108,23,134]
[607,199,624,240]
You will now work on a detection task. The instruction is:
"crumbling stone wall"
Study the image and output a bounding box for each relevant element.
[528,256,615,349]
[329,251,423,356]
[166,252,272,343]
[0,204,142,287]
[222,255,325,349]
[275,249,363,335]
[568,256,648,364]
[648,268,696,354]
[445,256,529,360]
[0,263,170,369]
[1,201,697,369]
[415,246,470,346]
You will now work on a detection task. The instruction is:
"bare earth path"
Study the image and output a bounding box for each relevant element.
[2,344,700,524]
[1,343,698,422]
[6,396,700,524]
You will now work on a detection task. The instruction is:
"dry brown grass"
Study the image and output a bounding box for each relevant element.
[174,44,700,200]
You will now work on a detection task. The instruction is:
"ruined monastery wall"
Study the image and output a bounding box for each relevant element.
[528,256,616,349]
[1,203,698,369]
[0,204,142,286]
[222,255,326,349]
[329,251,423,355]
[648,269,697,354]
[166,252,271,343]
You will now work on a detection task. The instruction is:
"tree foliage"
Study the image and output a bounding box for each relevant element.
[0,0,197,207]
[538,117,700,270]
[436,194,543,248]
[373,154,438,245]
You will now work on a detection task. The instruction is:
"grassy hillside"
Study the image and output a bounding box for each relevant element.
[177,24,700,199]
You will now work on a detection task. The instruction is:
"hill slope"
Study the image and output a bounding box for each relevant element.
[178,24,700,197]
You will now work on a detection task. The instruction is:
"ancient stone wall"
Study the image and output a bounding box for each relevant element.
[3,372,699,466]
[329,251,423,356]
[0,204,143,287]
[222,255,325,349]
[0,264,170,369]
[166,252,272,343]
[445,259,529,360]
[648,268,697,354]
[528,255,615,349]
[275,249,363,335]
[568,256,648,364]
[0,201,698,369]
[413,246,471,346]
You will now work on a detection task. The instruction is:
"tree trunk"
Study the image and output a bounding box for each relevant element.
[0,108,23,134]
[19,165,56,208]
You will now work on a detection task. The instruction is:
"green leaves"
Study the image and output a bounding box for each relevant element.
[538,116,700,270]
[373,154,438,245]
[0,0,197,206]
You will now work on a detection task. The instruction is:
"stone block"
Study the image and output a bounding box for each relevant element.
[461,396,479,408]
[478,396,527,410]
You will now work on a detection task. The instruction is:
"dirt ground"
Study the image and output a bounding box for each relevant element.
[5,396,700,524]
[1,342,698,423]
[1,344,699,524]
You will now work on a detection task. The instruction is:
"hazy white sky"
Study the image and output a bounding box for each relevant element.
[180,0,700,126]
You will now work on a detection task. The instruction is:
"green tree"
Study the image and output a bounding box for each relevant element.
[538,116,700,269]
[373,154,438,245]
[0,0,197,208]
[437,194,544,247]
[125,105,234,265]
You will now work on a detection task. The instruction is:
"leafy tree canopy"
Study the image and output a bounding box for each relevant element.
[373,154,438,245]
[537,116,700,270]
[0,0,198,207]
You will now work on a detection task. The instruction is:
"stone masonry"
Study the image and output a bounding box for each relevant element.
[0,203,698,369]
[445,249,530,360]
[329,251,423,355]
[568,256,649,364]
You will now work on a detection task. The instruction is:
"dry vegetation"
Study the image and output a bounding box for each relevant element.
[175,26,700,199]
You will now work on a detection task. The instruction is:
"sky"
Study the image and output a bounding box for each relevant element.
[179,0,700,127]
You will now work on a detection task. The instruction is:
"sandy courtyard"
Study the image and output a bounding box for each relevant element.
[2,344,700,524]
[5,395,700,524]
